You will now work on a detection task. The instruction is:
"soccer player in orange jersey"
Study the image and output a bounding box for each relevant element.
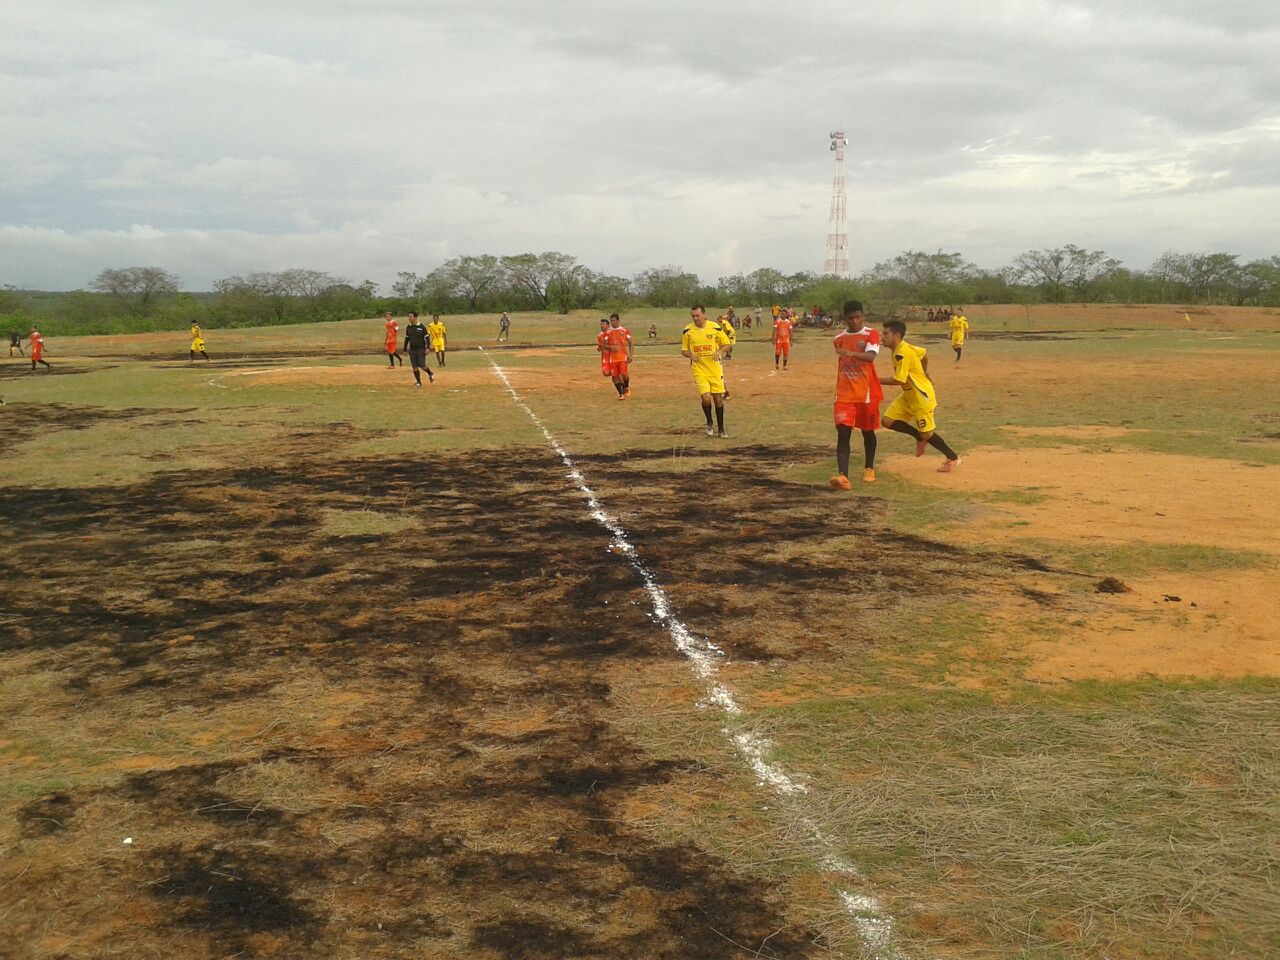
[603,313,633,399]
[29,326,50,372]
[595,318,611,380]
[772,311,794,370]
[383,312,403,367]
[829,300,883,489]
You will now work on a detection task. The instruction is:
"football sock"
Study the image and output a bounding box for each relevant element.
[861,429,877,469]
[715,405,725,432]
[954,348,962,361]
[702,400,713,426]
[836,424,852,476]
[389,355,396,367]
[615,381,625,396]
[929,434,959,460]
[888,420,922,440]
[622,376,630,391]
[412,369,421,384]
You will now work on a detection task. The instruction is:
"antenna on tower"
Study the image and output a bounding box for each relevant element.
[824,130,850,278]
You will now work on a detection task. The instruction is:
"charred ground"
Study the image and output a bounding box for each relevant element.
[2,438,1098,959]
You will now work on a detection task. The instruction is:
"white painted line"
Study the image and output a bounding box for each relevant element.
[481,348,904,959]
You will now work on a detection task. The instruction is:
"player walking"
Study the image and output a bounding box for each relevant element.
[384,312,403,367]
[719,313,737,361]
[604,313,633,399]
[428,314,448,366]
[879,319,961,472]
[772,310,794,370]
[682,305,730,438]
[497,311,511,342]
[596,318,612,382]
[9,331,24,357]
[402,312,435,388]
[829,300,882,489]
[29,326,50,372]
[948,311,969,361]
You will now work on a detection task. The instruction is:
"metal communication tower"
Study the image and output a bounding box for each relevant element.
[824,130,850,277]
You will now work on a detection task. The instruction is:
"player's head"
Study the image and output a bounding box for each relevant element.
[384,311,392,318]
[843,300,865,328]
[408,310,418,320]
[882,319,907,346]
[432,313,440,320]
[690,304,706,326]
[599,318,609,329]
[609,313,621,327]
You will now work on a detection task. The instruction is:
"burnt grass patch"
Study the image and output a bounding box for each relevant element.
[0,440,1070,957]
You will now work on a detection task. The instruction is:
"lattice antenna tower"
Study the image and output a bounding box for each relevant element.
[824,130,850,277]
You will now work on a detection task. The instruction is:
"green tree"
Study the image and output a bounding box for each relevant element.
[633,265,701,307]
[90,266,181,316]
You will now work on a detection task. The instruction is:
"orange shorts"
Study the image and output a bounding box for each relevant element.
[385,341,397,354]
[834,401,879,430]
[600,358,611,376]
[775,340,791,356]
[606,359,629,378]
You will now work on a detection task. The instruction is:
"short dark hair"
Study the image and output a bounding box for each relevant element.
[883,319,906,336]
[408,310,418,318]
[843,299,864,318]
[690,304,705,313]
[609,312,620,320]
[599,317,609,324]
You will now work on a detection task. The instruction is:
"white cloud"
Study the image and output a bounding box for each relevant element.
[0,0,1277,289]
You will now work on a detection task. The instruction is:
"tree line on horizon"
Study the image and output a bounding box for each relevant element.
[3,246,1278,336]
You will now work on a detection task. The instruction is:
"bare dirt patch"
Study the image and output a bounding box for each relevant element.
[909,445,1280,555]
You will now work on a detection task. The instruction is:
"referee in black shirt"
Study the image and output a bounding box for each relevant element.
[402,311,435,388]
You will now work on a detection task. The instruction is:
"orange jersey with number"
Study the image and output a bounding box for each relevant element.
[603,326,630,360]
[833,327,884,404]
[384,319,398,347]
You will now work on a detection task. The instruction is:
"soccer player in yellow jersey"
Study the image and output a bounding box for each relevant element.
[879,319,960,472]
[428,314,448,366]
[190,326,209,362]
[681,305,730,438]
[948,312,970,361]
[718,313,737,360]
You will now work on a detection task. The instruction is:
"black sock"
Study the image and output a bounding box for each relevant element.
[861,429,877,469]
[888,420,922,441]
[836,425,852,476]
[413,369,421,384]
[190,352,195,360]
[615,381,624,396]
[201,352,209,360]
[715,405,725,432]
[954,348,961,361]
[389,355,395,367]
[701,400,713,426]
[622,376,629,391]
[928,434,959,460]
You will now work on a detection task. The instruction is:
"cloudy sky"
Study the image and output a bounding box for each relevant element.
[2,0,1277,290]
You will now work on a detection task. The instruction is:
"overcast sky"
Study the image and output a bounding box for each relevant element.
[2,0,1277,290]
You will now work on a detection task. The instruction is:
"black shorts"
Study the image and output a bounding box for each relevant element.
[409,347,428,368]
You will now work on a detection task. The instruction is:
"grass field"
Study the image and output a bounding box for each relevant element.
[2,305,1278,959]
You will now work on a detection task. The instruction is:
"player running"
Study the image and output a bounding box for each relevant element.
[497,311,511,341]
[402,311,435,388]
[879,319,961,472]
[383,312,403,367]
[29,326,50,372]
[189,329,210,362]
[603,313,633,399]
[829,300,883,489]
[428,314,447,366]
[9,331,24,357]
[948,311,970,362]
[681,305,730,438]
[772,310,794,370]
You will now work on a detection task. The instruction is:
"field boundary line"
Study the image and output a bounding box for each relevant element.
[481,348,905,960]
